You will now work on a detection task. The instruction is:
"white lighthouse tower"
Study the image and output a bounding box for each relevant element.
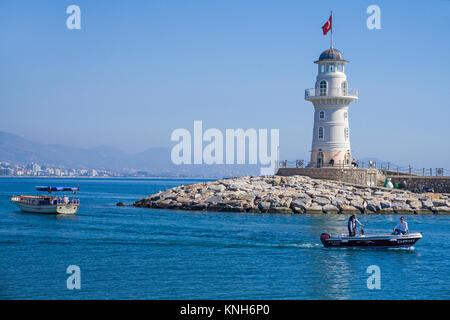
[305,47,358,168]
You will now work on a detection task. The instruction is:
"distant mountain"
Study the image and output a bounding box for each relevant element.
[0,131,260,177]
[0,131,130,170]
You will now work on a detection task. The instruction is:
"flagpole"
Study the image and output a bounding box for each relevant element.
[330,10,333,48]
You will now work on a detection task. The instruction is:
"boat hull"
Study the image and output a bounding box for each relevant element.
[13,201,79,214]
[320,232,422,248]
[56,204,79,214]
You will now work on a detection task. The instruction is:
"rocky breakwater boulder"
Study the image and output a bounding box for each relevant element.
[133,176,450,215]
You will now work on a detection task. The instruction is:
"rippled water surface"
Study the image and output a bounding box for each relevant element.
[0,177,449,299]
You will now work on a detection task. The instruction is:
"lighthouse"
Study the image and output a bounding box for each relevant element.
[304,47,358,168]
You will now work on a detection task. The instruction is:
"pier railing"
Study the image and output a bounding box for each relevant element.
[277,159,449,177]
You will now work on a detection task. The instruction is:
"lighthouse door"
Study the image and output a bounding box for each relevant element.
[317,152,324,168]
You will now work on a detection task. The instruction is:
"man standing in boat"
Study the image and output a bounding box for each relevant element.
[348,214,363,237]
[393,217,409,235]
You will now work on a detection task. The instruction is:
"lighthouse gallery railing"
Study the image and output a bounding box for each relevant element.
[305,87,358,99]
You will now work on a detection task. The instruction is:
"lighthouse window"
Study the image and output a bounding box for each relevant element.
[319,111,325,119]
[318,127,324,139]
[344,127,349,140]
[319,80,327,96]
[341,81,348,95]
[344,112,348,120]
[337,63,343,72]
[329,64,335,72]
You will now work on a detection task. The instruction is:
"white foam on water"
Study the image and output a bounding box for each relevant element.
[248,242,321,249]
[388,246,416,251]
[284,242,321,249]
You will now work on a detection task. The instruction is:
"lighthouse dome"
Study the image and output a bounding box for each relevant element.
[318,48,344,61]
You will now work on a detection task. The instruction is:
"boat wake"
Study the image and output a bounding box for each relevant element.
[256,242,322,249]
[387,246,416,251]
[284,242,322,249]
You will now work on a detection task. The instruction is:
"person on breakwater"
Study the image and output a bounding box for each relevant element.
[393,217,409,235]
[348,214,363,237]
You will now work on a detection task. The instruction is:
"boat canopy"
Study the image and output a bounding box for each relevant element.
[36,186,79,192]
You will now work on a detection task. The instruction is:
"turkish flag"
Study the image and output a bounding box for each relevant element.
[322,15,332,35]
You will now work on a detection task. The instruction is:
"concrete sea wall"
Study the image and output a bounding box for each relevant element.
[276,168,383,187]
[388,176,450,194]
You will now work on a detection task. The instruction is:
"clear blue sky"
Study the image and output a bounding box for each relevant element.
[0,0,449,167]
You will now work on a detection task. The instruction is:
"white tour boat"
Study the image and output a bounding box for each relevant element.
[11,186,80,214]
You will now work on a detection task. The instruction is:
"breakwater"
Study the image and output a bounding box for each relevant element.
[134,175,450,214]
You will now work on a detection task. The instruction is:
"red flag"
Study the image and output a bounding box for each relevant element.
[322,14,332,35]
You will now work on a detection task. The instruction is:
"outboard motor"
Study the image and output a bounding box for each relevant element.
[320,233,331,245]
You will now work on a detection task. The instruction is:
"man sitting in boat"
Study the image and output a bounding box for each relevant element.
[348,214,363,237]
[393,217,409,235]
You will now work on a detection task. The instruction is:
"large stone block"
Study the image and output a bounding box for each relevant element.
[305,205,323,214]
[269,207,293,214]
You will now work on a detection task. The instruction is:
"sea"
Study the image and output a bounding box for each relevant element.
[0,177,449,299]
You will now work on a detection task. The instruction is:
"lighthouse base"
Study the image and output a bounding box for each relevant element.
[310,150,352,168]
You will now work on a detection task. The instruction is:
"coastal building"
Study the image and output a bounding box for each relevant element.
[305,47,358,168]
[32,162,41,173]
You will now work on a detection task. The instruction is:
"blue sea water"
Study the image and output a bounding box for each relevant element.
[0,177,449,300]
